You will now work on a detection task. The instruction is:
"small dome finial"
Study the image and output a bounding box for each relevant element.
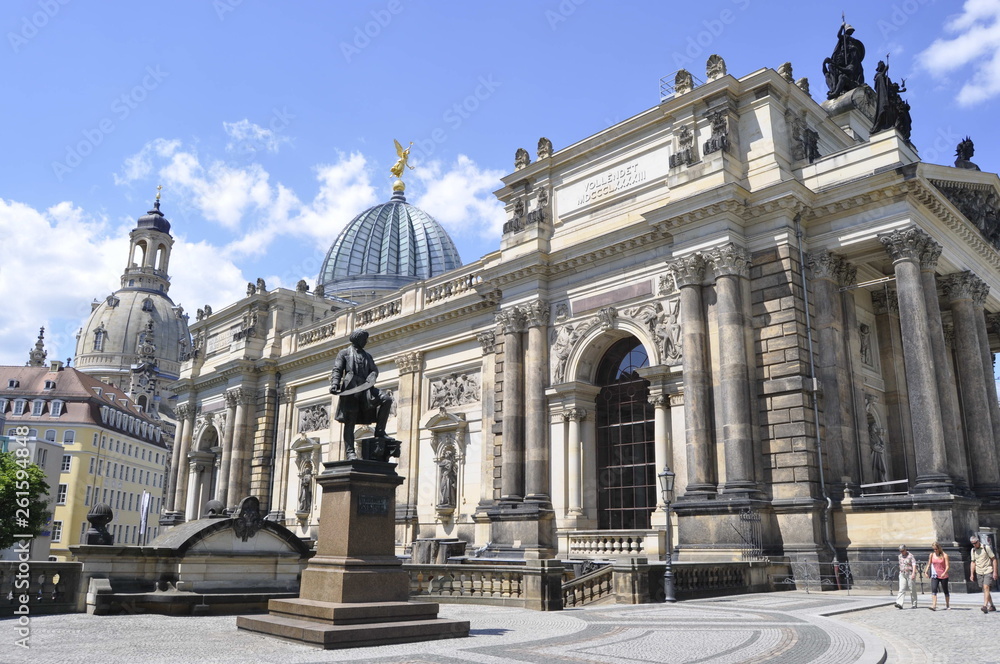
[154,184,162,210]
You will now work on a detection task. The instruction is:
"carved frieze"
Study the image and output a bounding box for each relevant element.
[298,404,330,432]
[785,109,820,163]
[429,372,481,409]
[932,181,1000,249]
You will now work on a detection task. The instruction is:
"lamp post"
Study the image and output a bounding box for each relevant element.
[658,465,677,603]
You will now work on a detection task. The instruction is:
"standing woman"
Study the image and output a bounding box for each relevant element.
[928,542,951,610]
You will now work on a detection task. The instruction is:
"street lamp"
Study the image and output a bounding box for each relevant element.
[658,465,677,603]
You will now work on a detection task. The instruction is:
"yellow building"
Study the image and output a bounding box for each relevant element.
[0,352,169,560]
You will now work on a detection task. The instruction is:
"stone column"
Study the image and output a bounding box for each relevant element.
[806,251,859,491]
[172,404,197,514]
[166,403,191,512]
[943,272,1000,494]
[497,306,527,501]
[974,288,1000,487]
[393,351,423,516]
[216,389,238,503]
[476,331,497,508]
[879,228,949,492]
[185,460,203,518]
[227,387,255,507]
[648,393,670,509]
[706,243,756,494]
[564,408,586,516]
[920,244,968,492]
[667,254,714,495]
[524,300,551,504]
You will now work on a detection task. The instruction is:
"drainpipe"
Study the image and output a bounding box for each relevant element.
[794,214,840,583]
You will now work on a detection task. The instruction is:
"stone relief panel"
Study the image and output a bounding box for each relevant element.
[297,404,330,432]
[624,298,682,366]
[428,372,480,409]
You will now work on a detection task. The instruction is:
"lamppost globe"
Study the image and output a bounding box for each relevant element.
[658,465,677,603]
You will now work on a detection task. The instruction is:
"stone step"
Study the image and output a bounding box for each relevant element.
[267,598,440,625]
[237,613,470,650]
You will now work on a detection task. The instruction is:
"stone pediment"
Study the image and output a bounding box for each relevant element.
[929,178,1000,250]
[147,513,311,556]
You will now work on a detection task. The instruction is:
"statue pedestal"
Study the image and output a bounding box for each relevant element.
[237,460,469,649]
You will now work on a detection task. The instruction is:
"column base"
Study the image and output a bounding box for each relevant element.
[485,501,556,559]
[912,475,955,494]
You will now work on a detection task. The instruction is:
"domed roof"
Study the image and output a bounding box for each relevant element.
[136,199,171,234]
[318,188,462,299]
[74,289,190,382]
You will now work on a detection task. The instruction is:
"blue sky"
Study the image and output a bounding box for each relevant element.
[1,0,996,366]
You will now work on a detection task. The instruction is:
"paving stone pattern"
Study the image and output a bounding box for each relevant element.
[6,591,989,663]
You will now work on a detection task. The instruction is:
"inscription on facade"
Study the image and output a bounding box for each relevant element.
[576,162,647,206]
[357,494,389,516]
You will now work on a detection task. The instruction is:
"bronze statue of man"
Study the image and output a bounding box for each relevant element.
[329,329,399,461]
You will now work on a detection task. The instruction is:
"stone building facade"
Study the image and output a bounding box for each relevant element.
[163,59,1000,567]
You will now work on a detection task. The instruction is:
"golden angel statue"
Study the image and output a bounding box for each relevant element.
[390,139,414,179]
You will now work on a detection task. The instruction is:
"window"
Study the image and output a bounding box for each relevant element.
[51,401,63,417]
[28,429,37,439]
[56,484,67,504]
[80,522,88,542]
[61,454,72,472]
[0,398,8,412]
[93,433,98,446]
[88,457,95,474]
[102,488,107,503]
[93,327,105,351]
[36,448,47,467]
[63,430,74,444]
[51,521,62,543]
[97,460,104,476]
[141,449,146,460]
[43,380,55,390]
[44,430,56,442]
[128,494,133,511]
[131,467,136,482]
[7,379,19,388]
[32,400,44,416]
[13,400,25,415]
[85,485,92,506]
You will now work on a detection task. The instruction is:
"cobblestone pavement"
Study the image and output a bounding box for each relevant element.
[3,590,979,664]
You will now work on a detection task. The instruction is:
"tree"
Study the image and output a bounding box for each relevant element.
[0,450,51,550]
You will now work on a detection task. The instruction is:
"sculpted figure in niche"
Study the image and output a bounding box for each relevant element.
[297,456,313,513]
[859,323,873,366]
[869,419,888,484]
[329,329,400,461]
[551,324,579,384]
[437,449,457,508]
[822,22,865,99]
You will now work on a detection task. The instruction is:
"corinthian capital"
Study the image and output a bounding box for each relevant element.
[871,289,899,315]
[665,253,706,288]
[394,351,423,375]
[878,227,935,264]
[477,330,497,355]
[941,271,985,303]
[706,243,751,279]
[806,251,857,288]
[919,240,943,271]
[523,300,550,328]
[496,307,527,335]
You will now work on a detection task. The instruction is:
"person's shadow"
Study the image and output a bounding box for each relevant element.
[471,628,511,636]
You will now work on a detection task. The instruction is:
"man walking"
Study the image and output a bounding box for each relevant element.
[895,544,917,609]
[970,535,998,614]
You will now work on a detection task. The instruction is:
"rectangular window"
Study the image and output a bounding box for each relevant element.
[51,401,63,417]
[102,488,107,503]
[89,457,95,474]
[131,467,136,482]
[125,525,130,543]
[56,484,68,504]
[80,522,88,543]
[93,433,98,446]
[98,460,104,476]
[128,493,133,511]
[62,430,74,444]
[32,401,44,416]
[36,449,47,467]
[85,485,92,506]
[61,454,72,472]
[13,400,25,415]
[51,521,63,543]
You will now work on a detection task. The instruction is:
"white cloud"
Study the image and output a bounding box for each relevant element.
[916,0,1000,106]
[113,138,181,186]
[412,155,506,240]
[223,119,291,155]
[0,197,247,367]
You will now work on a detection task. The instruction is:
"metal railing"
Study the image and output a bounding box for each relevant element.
[777,559,933,595]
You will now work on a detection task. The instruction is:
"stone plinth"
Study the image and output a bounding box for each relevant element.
[485,500,556,559]
[237,460,469,649]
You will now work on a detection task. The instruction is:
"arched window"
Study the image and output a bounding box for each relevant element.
[594,337,656,530]
[93,326,106,352]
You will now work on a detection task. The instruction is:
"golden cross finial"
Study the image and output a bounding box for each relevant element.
[156,184,162,201]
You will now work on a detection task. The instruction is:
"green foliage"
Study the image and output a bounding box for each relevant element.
[0,450,52,550]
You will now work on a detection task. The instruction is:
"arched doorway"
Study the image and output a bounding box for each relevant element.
[595,336,656,530]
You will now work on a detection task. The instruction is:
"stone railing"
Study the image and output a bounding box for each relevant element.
[405,561,563,611]
[568,530,647,556]
[424,272,483,305]
[357,298,402,327]
[0,561,83,616]
[563,565,614,607]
